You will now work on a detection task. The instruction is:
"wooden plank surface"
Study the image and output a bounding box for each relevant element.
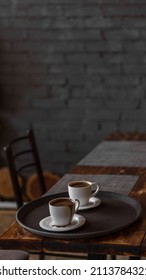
[0,222,43,252]
[106,132,146,141]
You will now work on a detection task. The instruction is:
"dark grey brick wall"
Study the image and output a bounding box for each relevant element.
[0,0,146,175]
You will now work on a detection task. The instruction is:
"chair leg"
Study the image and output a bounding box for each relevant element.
[39,252,44,259]
[87,254,107,260]
[130,256,140,260]
[110,255,116,260]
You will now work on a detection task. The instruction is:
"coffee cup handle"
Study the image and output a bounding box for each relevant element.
[74,199,80,212]
[91,182,99,197]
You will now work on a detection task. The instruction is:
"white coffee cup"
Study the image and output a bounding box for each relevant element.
[49,197,80,227]
[68,180,99,206]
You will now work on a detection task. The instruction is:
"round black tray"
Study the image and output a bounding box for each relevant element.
[16,191,142,239]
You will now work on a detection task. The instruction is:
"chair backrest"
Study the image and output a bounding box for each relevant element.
[3,129,46,209]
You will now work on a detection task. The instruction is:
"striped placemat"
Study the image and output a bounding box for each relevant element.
[78,141,146,167]
[47,173,139,196]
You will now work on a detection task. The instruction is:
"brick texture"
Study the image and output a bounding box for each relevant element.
[0,0,146,175]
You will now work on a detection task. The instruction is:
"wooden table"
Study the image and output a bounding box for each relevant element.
[1,132,146,259]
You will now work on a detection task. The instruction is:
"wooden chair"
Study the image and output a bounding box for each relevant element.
[3,128,48,259]
[3,128,72,259]
[3,128,46,209]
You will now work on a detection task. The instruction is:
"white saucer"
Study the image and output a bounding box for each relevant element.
[39,214,85,232]
[78,197,101,210]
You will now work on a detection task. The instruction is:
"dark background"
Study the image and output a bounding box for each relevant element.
[0,0,146,175]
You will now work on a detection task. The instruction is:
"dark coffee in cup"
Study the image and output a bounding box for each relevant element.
[69,182,89,188]
[50,198,74,207]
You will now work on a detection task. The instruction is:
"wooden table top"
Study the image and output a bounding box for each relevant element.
[1,132,146,258]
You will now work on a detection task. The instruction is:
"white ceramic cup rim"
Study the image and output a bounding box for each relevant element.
[68,180,95,188]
